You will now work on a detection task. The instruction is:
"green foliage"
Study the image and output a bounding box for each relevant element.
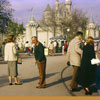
[7,19,25,36]
[0,0,14,37]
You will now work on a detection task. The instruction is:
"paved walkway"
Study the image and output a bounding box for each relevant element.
[61,65,97,96]
[0,55,69,96]
[0,54,98,96]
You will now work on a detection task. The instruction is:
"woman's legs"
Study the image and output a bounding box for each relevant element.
[9,76,12,83]
[14,76,18,83]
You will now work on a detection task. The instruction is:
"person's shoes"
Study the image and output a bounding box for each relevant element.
[9,83,13,85]
[84,88,92,95]
[36,86,45,88]
[71,88,79,92]
[15,82,22,85]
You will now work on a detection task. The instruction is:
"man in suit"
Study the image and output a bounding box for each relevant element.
[66,31,83,91]
[32,36,46,88]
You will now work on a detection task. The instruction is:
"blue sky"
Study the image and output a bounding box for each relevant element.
[8,0,100,26]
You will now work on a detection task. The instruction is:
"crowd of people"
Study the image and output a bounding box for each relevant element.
[66,31,100,96]
[49,40,68,56]
[0,31,100,96]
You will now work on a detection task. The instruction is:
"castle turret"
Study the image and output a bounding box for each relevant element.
[65,0,72,13]
[86,15,96,38]
[56,0,59,11]
[44,4,52,21]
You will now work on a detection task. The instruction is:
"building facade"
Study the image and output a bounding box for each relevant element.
[16,0,100,48]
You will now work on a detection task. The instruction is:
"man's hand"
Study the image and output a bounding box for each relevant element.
[67,61,70,66]
[34,60,37,65]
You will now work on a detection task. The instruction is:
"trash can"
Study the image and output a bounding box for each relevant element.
[44,48,49,56]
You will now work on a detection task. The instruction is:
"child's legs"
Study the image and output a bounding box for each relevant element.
[97,90,100,96]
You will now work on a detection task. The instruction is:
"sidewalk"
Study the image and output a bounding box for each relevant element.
[0,57,3,61]
[61,66,97,96]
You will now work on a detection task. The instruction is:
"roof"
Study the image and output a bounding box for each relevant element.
[50,36,66,41]
[89,15,94,23]
[44,4,51,12]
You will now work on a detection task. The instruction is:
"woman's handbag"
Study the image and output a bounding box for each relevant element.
[17,57,22,64]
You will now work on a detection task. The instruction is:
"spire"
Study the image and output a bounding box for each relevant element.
[56,0,59,11]
[65,0,72,13]
[31,8,35,21]
[89,13,94,23]
[65,0,72,6]
[44,4,51,12]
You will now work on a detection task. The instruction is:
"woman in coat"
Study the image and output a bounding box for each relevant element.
[76,36,97,95]
[4,35,22,85]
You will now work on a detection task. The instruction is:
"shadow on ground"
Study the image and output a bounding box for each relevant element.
[0,76,8,87]
[0,61,7,64]
[46,76,72,88]
[62,75,97,95]
[22,72,59,83]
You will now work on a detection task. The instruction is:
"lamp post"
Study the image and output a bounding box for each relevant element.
[35,23,39,38]
[67,28,70,44]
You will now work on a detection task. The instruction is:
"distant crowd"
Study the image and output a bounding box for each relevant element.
[0,31,100,96]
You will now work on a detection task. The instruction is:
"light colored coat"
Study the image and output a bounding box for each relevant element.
[66,37,83,67]
[97,42,100,60]
[49,43,54,50]
[4,42,17,61]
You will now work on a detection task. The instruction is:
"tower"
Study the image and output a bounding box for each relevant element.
[44,4,52,22]
[65,0,72,14]
[25,10,38,46]
[56,0,59,11]
[86,15,96,38]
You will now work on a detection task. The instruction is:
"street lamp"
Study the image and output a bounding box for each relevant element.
[67,28,70,44]
[35,23,39,38]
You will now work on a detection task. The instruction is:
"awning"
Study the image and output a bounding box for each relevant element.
[94,37,99,42]
[50,36,66,41]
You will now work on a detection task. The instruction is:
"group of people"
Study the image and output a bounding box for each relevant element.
[2,31,100,95]
[66,31,100,95]
[49,40,68,56]
[4,35,46,88]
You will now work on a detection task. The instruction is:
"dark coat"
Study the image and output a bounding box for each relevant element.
[76,43,97,87]
[34,42,46,62]
[96,65,100,90]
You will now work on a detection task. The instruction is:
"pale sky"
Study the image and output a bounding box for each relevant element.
[8,0,100,26]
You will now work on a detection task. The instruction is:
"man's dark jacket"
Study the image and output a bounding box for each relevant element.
[34,42,46,62]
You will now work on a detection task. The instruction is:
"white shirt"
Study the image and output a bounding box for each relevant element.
[4,42,17,61]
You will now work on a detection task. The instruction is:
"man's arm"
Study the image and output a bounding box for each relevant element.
[66,45,70,65]
[12,44,17,55]
[75,40,83,55]
[38,44,45,62]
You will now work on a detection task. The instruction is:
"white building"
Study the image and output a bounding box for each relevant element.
[85,15,99,39]
[22,0,72,47]
[15,0,100,48]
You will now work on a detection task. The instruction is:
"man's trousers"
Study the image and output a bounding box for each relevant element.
[36,60,46,87]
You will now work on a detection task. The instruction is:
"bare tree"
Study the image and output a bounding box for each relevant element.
[40,9,58,37]
[40,5,88,41]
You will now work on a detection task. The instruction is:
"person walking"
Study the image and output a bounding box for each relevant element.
[32,36,46,88]
[97,38,100,60]
[76,36,97,95]
[66,31,83,91]
[64,41,68,53]
[96,64,100,96]
[49,41,54,56]
[4,35,22,85]
[25,41,30,55]
[96,37,100,96]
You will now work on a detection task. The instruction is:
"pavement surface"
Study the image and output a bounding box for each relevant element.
[62,65,97,96]
[0,54,98,96]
